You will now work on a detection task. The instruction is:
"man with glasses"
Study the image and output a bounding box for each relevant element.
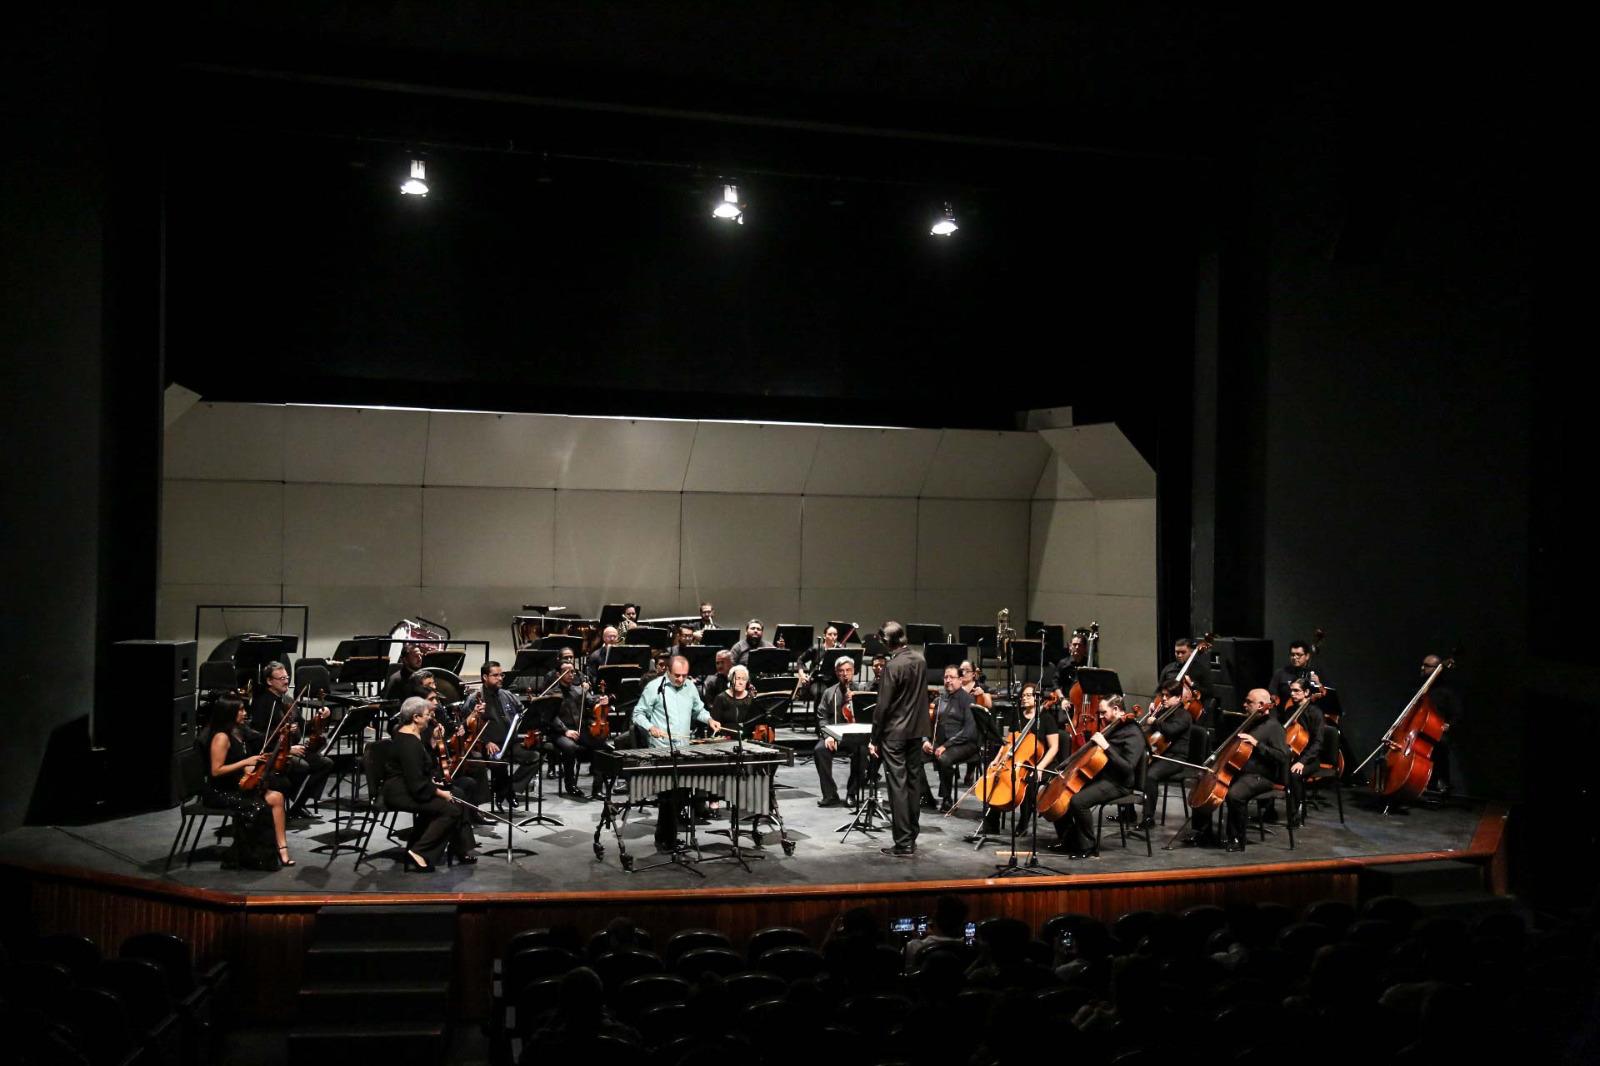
[541,649,606,800]
[1269,640,1326,708]
[924,665,978,813]
[472,661,540,804]
[633,655,723,850]
[247,661,334,819]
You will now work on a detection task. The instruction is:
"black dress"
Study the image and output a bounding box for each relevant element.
[203,730,280,870]
[383,731,475,865]
[712,690,757,733]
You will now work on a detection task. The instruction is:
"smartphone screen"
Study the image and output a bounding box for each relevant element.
[1058,930,1075,951]
[891,917,915,937]
[964,921,977,946]
[915,916,930,938]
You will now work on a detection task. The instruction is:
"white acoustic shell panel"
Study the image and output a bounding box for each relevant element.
[421,487,555,589]
[161,480,283,585]
[283,406,430,486]
[680,492,802,588]
[556,419,697,491]
[921,430,1051,500]
[553,491,681,589]
[683,422,821,494]
[283,484,422,586]
[164,403,286,482]
[801,496,917,589]
[917,499,1029,590]
[423,411,570,488]
[804,427,942,497]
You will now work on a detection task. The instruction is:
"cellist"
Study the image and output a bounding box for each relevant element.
[1047,695,1146,859]
[1276,678,1323,826]
[978,682,1062,836]
[1221,688,1292,853]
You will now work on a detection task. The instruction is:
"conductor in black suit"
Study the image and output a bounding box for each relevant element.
[868,621,930,857]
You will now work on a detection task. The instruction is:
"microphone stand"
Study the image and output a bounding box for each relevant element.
[633,675,703,877]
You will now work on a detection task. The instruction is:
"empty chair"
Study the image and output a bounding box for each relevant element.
[592,949,664,992]
[614,973,692,1024]
[665,929,732,967]
[119,933,198,999]
[49,986,137,1066]
[637,1001,695,1048]
[1303,899,1356,934]
[839,993,913,1037]
[1362,895,1420,930]
[722,970,787,1010]
[505,928,559,962]
[975,916,1031,947]
[674,946,744,982]
[32,934,101,982]
[756,945,825,982]
[1344,919,1402,952]
[1276,922,1335,970]
[507,946,582,990]
[511,977,565,1038]
[1112,910,1158,952]
[745,926,809,964]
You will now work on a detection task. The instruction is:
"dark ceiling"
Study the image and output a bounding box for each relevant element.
[148,4,1265,437]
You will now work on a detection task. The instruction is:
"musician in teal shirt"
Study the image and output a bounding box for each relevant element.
[633,655,723,850]
[633,655,722,748]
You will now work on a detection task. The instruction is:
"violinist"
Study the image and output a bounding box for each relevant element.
[979,682,1062,834]
[712,664,759,734]
[1046,695,1146,859]
[248,661,332,819]
[923,666,979,812]
[1139,680,1194,830]
[473,661,540,803]
[540,649,605,800]
[1269,640,1326,707]
[729,618,771,667]
[203,695,291,869]
[1221,688,1291,852]
[385,698,477,871]
[815,657,869,809]
[1278,678,1323,824]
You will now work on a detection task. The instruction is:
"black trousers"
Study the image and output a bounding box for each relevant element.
[492,744,541,797]
[878,738,926,849]
[450,761,491,805]
[1143,758,1188,822]
[922,740,980,800]
[401,796,476,865]
[655,788,690,846]
[550,733,603,788]
[270,753,333,809]
[1050,778,1128,851]
[1225,772,1278,842]
[814,739,866,803]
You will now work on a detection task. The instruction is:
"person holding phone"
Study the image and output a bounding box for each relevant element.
[904,895,970,973]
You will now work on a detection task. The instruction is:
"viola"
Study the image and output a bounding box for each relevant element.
[750,723,776,743]
[301,703,332,756]
[841,688,855,725]
[588,680,611,741]
[1370,656,1453,802]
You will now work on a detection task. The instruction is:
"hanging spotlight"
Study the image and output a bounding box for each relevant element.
[711,183,744,224]
[930,201,959,237]
[400,159,429,197]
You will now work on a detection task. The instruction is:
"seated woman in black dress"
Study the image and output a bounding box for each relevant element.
[385,697,478,871]
[203,695,291,868]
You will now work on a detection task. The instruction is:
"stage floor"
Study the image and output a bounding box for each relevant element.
[0,759,1491,900]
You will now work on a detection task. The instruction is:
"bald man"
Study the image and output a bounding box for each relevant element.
[1221,688,1292,852]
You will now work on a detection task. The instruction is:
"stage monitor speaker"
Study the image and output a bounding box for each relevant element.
[1209,636,1274,694]
[105,641,197,812]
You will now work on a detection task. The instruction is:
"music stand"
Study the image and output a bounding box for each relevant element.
[513,649,560,679]
[606,645,653,672]
[923,642,967,685]
[820,647,863,677]
[683,646,720,678]
[336,653,391,691]
[776,625,814,654]
[626,626,672,650]
[536,635,585,655]
[422,649,464,675]
[1074,668,1123,700]
[828,621,865,645]
[747,646,795,676]
[235,636,290,684]
[862,632,888,659]
[599,603,639,628]
[699,627,739,650]
[959,624,1000,661]
[905,623,942,646]
[1006,638,1045,693]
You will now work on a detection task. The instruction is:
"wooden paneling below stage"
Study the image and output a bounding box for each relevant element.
[2,805,1508,1021]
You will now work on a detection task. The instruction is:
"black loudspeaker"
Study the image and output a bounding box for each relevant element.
[1209,636,1275,695]
[104,640,197,811]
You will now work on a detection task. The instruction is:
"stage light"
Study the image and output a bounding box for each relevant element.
[712,183,744,224]
[930,202,959,237]
[400,159,429,197]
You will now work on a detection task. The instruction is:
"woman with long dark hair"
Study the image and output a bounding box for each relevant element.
[203,695,291,869]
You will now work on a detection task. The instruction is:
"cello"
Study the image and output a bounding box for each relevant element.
[1361,655,1454,802]
[1169,632,1214,721]
[1187,701,1274,814]
[953,712,1045,814]
[1036,705,1135,822]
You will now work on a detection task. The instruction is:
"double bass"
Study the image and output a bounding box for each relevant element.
[1366,655,1454,802]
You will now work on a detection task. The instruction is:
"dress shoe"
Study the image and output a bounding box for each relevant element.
[919,794,937,809]
[938,798,953,814]
[564,786,587,800]
[454,853,479,865]
[881,844,916,857]
[655,837,688,852]
[845,792,860,808]
[817,797,845,808]
[1068,849,1098,860]
[1223,839,1246,853]
[402,852,435,872]
[1136,816,1155,830]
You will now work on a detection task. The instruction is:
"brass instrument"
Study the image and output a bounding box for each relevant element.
[996,608,1016,663]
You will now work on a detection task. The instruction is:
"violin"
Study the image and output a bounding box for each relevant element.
[301,701,332,756]
[841,687,855,725]
[588,680,611,741]
[240,714,293,792]
[1369,655,1453,802]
